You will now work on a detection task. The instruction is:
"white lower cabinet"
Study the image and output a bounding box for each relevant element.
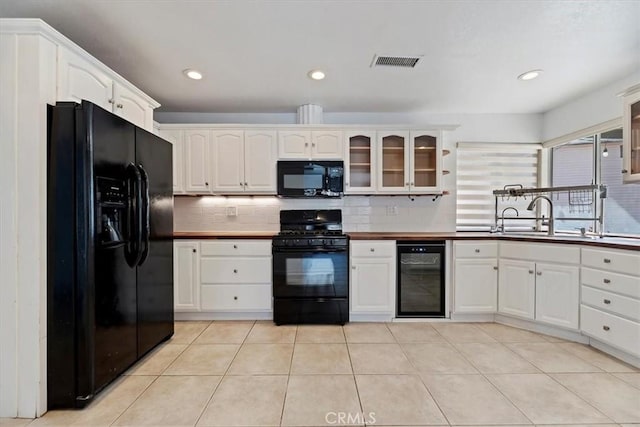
[198,240,272,314]
[453,241,498,313]
[350,241,396,319]
[580,247,640,358]
[174,241,200,312]
[498,242,580,329]
[534,262,579,329]
[498,259,536,320]
[173,240,272,316]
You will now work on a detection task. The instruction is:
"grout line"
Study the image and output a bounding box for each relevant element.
[545,372,617,423]
[109,374,161,426]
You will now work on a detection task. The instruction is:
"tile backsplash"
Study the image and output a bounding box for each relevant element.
[174,194,456,232]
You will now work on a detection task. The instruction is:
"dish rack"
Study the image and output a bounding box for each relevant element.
[492,184,607,236]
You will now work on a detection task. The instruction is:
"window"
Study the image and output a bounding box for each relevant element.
[550,127,640,236]
[456,143,541,231]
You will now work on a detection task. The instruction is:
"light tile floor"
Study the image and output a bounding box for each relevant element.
[3,321,639,427]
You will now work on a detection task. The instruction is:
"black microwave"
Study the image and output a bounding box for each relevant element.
[277,160,344,198]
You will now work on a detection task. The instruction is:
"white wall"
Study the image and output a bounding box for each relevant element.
[542,72,640,142]
[0,30,56,418]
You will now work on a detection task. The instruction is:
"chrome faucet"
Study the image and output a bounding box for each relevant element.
[527,195,554,236]
[500,207,519,232]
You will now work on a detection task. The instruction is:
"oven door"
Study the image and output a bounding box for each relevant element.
[273,247,348,298]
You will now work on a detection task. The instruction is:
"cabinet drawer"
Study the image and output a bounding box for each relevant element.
[500,242,580,264]
[582,286,640,322]
[582,248,640,276]
[581,267,640,298]
[201,257,271,284]
[350,241,396,258]
[201,284,272,311]
[200,240,271,257]
[580,305,640,356]
[455,241,498,258]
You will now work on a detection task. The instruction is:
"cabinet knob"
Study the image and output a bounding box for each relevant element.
[233,296,238,300]
[352,266,356,270]
[493,266,498,270]
[240,182,243,186]
[603,258,611,264]
[108,98,114,104]
[312,143,316,147]
[233,245,238,249]
[205,182,209,186]
[603,325,610,331]
[116,103,123,109]
[370,248,375,252]
[528,270,534,274]
[233,269,238,273]
[603,299,611,304]
[536,271,542,276]
[603,278,611,284]
[192,249,196,253]
[621,169,628,174]
[474,249,480,253]
[405,182,409,186]
[305,143,309,147]
[410,182,414,186]
[345,182,349,187]
[244,182,248,186]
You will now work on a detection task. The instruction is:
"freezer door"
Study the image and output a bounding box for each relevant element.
[135,128,174,357]
[84,101,139,398]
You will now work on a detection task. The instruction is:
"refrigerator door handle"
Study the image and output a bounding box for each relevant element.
[137,164,150,266]
[125,163,143,267]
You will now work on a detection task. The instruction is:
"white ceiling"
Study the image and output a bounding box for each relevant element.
[1,0,639,114]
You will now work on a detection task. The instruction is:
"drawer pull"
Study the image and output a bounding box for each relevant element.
[233,269,238,273]
[493,266,498,270]
[233,296,238,300]
[536,271,542,276]
[528,269,534,274]
[192,249,196,253]
[603,325,610,331]
[603,278,611,284]
[603,299,611,304]
[233,244,238,249]
[475,249,480,253]
[370,248,375,252]
[603,258,611,263]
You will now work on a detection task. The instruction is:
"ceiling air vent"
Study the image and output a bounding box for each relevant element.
[371,54,422,68]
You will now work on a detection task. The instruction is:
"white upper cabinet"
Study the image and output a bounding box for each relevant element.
[376,130,443,194]
[244,130,277,193]
[311,130,343,158]
[158,129,185,194]
[112,82,154,130]
[410,130,442,193]
[278,130,343,159]
[622,89,640,182]
[344,131,376,194]
[278,130,311,158]
[57,47,112,110]
[211,130,245,193]
[377,131,410,193]
[57,47,157,131]
[184,130,211,193]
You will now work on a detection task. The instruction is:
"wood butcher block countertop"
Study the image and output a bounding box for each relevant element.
[174,231,640,250]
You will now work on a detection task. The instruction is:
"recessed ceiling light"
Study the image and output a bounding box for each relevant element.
[308,70,326,80]
[183,69,203,80]
[517,69,543,81]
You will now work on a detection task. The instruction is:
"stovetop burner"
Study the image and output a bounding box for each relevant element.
[277,230,345,237]
[274,209,348,249]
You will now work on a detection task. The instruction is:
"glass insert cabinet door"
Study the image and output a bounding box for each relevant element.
[624,92,640,182]
[345,131,376,193]
[378,131,409,192]
[411,132,439,189]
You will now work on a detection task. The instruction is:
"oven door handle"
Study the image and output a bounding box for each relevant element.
[273,247,348,254]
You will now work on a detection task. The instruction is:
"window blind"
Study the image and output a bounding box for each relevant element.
[456,143,541,231]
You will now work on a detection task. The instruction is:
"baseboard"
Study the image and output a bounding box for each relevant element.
[175,311,273,321]
[494,314,588,343]
[450,312,496,322]
[588,338,640,369]
[349,312,394,322]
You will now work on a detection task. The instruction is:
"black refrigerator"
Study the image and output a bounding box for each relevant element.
[47,100,174,409]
